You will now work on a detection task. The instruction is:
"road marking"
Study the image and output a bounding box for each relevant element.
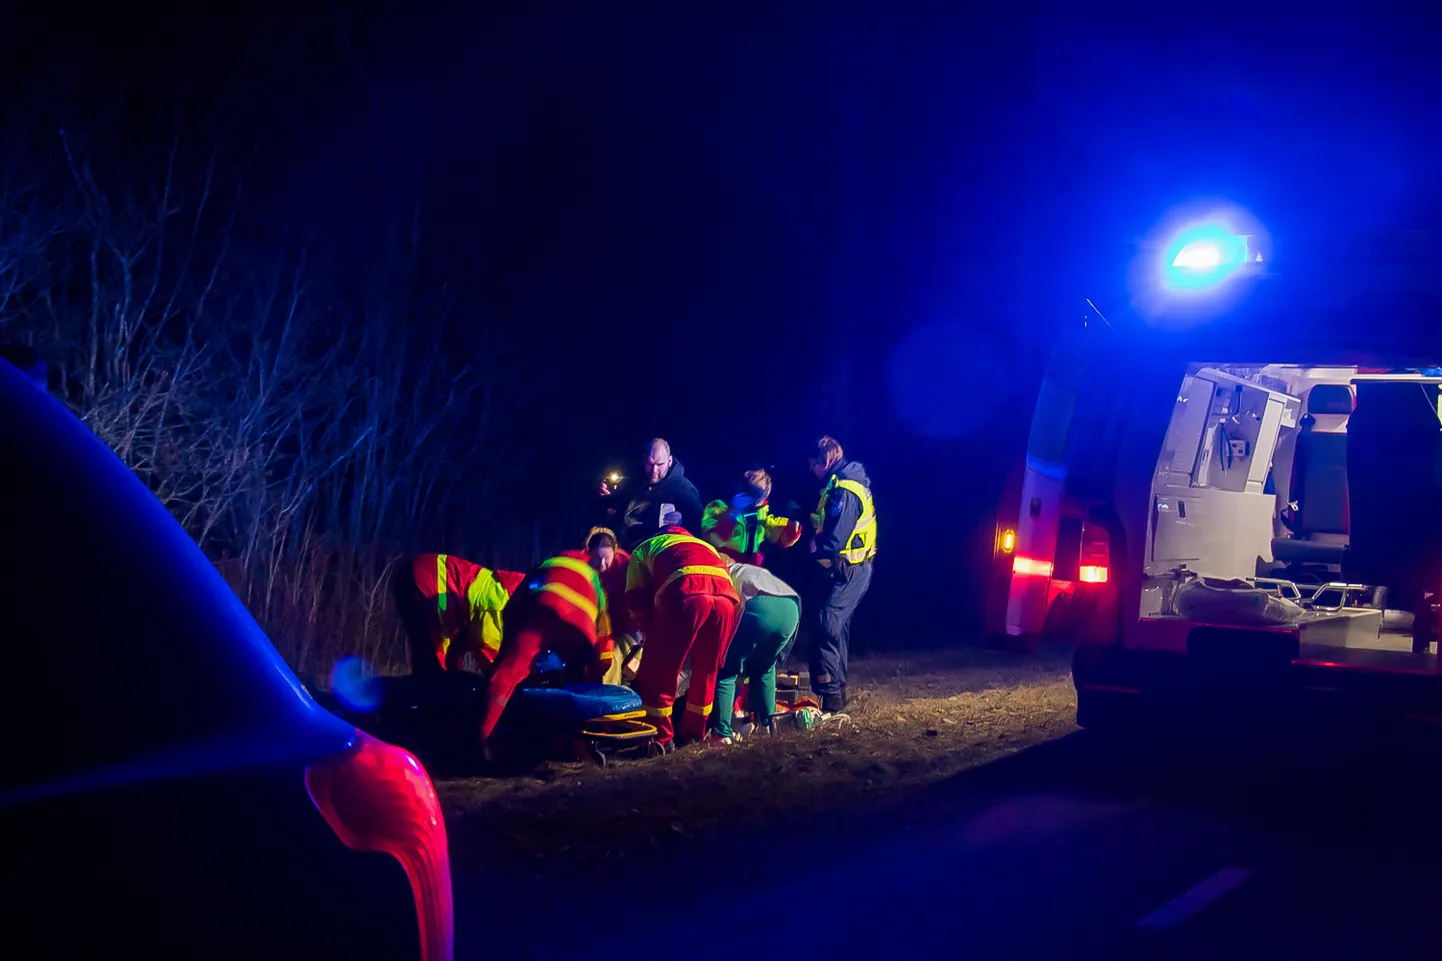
[1135,866,1253,931]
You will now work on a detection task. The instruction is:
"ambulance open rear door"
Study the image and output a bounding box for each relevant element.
[1004,316,1117,642]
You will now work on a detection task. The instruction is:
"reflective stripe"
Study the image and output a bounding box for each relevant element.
[685,701,712,716]
[642,531,715,556]
[478,613,503,654]
[645,704,673,717]
[537,582,599,622]
[466,570,510,654]
[812,477,878,564]
[538,556,606,611]
[656,564,732,603]
[598,651,617,662]
[436,554,449,614]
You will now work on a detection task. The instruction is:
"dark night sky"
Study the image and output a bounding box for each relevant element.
[5,3,1442,627]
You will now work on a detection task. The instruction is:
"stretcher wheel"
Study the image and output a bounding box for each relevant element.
[571,738,607,768]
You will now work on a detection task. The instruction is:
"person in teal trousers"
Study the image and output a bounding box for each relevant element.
[707,562,802,743]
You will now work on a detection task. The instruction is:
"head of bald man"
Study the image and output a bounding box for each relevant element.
[644,438,673,484]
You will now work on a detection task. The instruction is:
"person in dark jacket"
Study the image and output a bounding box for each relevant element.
[806,435,877,715]
[600,437,706,550]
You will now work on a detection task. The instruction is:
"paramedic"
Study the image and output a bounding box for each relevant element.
[601,437,706,550]
[626,523,740,749]
[477,553,611,756]
[807,435,877,715]
[392,554,526,675]
[701,467,804,565]
[559,526,632,685]
[709,561,801,743]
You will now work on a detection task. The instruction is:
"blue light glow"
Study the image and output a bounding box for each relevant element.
[1127,202,1271,328]
[1163,227,1254,289]
[330,656,384,712]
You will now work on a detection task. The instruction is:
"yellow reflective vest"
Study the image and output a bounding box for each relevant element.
[811,476,877,565]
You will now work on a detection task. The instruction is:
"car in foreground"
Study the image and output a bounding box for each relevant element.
[0,359,453,960]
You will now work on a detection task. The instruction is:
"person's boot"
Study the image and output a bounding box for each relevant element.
[821,692,847,715]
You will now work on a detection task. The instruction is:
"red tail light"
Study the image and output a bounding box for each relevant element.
[1079,523,1110,585]
[306,732,454,961]
[1013,556,1053,577]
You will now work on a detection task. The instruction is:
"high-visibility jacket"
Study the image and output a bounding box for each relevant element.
[413,554,526,666]
[625,526,739,626]
[811,475,878,565]
[701,499,802,564]
[524,554,610,645]
[559,548,630,639]
[559,548,629,683]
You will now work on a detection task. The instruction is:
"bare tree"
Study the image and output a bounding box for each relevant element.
[0,131,549,678]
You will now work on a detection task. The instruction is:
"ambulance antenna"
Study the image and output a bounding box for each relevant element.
[1085,298,1113,329]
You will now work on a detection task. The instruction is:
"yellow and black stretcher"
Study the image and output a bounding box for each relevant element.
[572,708,658,767]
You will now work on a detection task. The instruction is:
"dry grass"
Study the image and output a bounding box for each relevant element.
[438,646,1077,869]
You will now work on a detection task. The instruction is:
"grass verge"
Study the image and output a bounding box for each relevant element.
[437,646,1077,869]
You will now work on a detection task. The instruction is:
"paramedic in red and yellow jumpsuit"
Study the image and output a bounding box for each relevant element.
[477,554,612,749]
[559,527,630,684]
[392,553,526,675]
[626,526,741,748]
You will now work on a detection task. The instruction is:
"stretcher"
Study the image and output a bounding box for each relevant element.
[573,709,659,767]
[514,682,658,767]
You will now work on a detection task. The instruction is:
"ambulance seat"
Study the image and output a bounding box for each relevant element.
[1272,387,1353,568]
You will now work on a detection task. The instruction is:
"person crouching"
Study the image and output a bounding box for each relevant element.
[392,553,527,675]
[477,554,612,759]
[709,561,802,743]
[559,527,631,684]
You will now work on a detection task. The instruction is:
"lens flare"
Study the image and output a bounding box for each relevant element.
[330,656,384,712]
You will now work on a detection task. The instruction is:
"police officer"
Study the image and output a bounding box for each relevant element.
[806,435,877,715]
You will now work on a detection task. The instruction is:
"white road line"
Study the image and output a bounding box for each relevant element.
[1135,866,1254,931]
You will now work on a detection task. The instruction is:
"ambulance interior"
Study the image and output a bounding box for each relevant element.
[1144,364,1442,662]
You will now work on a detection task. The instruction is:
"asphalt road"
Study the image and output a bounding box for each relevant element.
[459,722,1442,960]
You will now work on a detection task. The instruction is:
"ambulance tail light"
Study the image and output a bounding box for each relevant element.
[1079,524,1110,586]
[997,527,1017,556]
[1013,556,1053,578]
[306,731,454,961]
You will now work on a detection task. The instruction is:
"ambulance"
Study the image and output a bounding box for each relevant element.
[988,206,1442,731]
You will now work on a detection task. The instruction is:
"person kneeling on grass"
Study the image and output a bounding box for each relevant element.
[707,561,802,745]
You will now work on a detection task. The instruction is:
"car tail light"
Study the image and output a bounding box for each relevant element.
[1013,556,1053,577]
[306,731,454,961]
[1079,523,1110,585]
[997,527,1016,555]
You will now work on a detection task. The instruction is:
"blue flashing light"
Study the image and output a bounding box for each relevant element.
[1163,228,1257,289]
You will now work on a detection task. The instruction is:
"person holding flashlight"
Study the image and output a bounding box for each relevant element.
[600,438,706,550]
